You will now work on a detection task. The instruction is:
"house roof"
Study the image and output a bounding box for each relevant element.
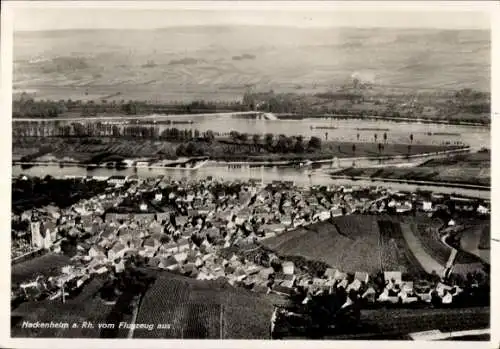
[354,271,369,282]
[110,242,126,253]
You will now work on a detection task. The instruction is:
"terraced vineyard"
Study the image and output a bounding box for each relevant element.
[134,271,274,339]
[378,220,427,277]
[182,303,221,339]
[134,276,190,338]
[263,219,381,273]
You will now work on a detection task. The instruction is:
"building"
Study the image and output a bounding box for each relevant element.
[30,220,43,249]
[108,176,127,185]
[282,261,295,275]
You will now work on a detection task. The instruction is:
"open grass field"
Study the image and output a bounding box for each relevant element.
[134,271,274,339]
[11,253,72,285]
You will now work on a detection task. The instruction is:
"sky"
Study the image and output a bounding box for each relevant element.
[10,1,492,32]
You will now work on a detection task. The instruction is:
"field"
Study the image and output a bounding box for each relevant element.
[263,215,449,276]
[134,271,274,339]
[403,216,451,266]
[458,222,490,265]
[333,151,490,186]
[14,27,489,102]
[398,222,445,275]
[12,135,465,164]
[11,276,114,338]
[263,218,381,274]
[377,219,427,277]
[11,253,72,285]
[357,307,489,338]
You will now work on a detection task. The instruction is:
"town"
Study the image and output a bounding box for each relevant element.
[11,174,490,339]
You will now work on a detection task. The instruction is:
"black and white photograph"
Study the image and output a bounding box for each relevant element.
[3,1,495,344]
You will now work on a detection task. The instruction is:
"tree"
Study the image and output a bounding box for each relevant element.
[294,136,305,153]
[308,136,322,150]
[205,129,215,143]
[229,131,240,142]
[176,144,186,156]
[265,133,274,150]
[239,133,249,143]
[252,134,261,151]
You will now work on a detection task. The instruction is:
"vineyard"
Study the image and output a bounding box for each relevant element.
[263,218,381,273]
[377,220,427,277]
[360,307,490,337]
[409,222,451,266]
[133,271,274,339]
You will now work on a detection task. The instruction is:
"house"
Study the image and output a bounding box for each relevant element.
[159,241,178,254]
[154,193,163,202]
[346,279,362,292]
[88,246,106,258]
[108,242,127,260]
[177,238,191,252]
[422,201,433,212]
[354,271,369,284]
[174,251,188,264]
[384,271,402,285]
[272,284,294,297]
[108,176,126,185]
[159,256,179,271]
[282,261,295,275]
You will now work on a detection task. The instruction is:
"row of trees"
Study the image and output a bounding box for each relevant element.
[13,96,250,118]
[227,131,322,153]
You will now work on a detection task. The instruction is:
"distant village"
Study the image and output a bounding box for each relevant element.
[11,174,490,317]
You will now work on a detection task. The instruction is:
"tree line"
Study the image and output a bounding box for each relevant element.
[13,96,250,118]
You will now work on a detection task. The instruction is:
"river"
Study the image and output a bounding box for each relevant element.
[15,114,490,149]
[12,163,490,199]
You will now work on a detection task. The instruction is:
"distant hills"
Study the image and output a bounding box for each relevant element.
[13,26,490,102]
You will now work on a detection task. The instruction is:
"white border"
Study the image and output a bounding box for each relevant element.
[1,1,497,348]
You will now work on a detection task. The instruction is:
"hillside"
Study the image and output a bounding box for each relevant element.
[14,27,490,102]
[134,271,275,339]
[263,217,383,274]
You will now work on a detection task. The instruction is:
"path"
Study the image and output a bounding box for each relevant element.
[399,223,446,276]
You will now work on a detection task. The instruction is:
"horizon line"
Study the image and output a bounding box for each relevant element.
[15,24,491,33]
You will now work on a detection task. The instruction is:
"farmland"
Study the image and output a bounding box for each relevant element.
[377,219,427,277]
[134,271,275,339]
[332,150,490,187]
[357,307,490,339]
[12,253,72,285]
[263,218,381,274]
[399,222,445,275]
[458,222,490,265]
[12,130,467,165]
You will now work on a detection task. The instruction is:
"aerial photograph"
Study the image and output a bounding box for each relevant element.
[9,2,491,341]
